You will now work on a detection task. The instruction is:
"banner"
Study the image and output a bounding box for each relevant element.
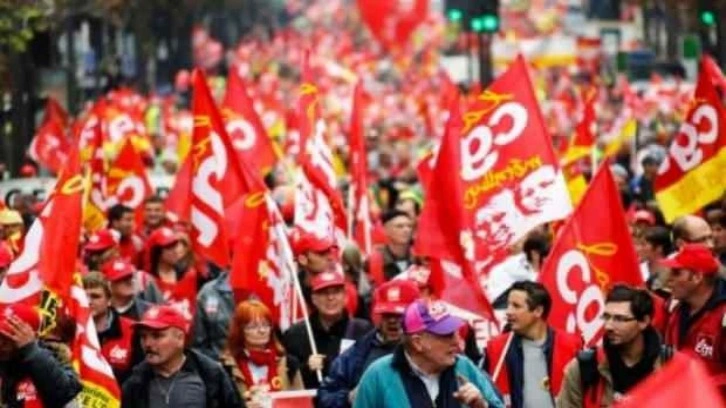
[458,55,572,271]
[539,164,643,346]
[655,57,726,223]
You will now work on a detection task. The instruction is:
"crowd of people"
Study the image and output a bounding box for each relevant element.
[0,1,726,407]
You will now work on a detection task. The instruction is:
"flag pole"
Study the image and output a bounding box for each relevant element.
[491,331,515,382]
[267,195,324,383]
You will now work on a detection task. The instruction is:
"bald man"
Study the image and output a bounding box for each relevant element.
[672,215,714,251]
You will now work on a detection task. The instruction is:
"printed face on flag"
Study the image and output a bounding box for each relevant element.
[460,57,572,267]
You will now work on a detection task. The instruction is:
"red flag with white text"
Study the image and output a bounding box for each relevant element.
[223,65,279,176]
[69,282,122,407]
[539,163,644,346]
[655,57,726,223]
[106,138,154,222]
[28,118,70,174]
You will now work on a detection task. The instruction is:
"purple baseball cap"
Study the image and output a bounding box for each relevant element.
[403,300,465,335]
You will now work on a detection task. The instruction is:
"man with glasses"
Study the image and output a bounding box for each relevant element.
[672,215,714,250]
[354,299,504,407]
[662,243,726,389]
[557,285,672,407]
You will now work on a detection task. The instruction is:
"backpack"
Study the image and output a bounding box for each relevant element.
[577,344,674,393]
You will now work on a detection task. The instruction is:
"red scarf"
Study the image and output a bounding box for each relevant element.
[237,349,282,391]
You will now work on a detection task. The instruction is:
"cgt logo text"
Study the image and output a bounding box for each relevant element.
[695,337,715,358]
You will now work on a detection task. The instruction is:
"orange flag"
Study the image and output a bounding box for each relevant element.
[539,163,644,346]
[615,354,725,408]
[655,57,726,222]
[223,65,279,176]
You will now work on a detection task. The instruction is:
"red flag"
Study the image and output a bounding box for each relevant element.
[179,69,257,267]
[231,195,297,331]
[704,55,726,94]
[296,53,347,239]
[356,0,428,51]
[106,138,153,222]
[349,81,372,254]
[539,163,643,346]
[69,282,122,407]
[223,65,279,176]
[415,98,494,320]
[43,96,69,128]
[84,119,108,232]
[615,354,725,408]
[655,57,726,223]
[0,145,84,310]
[563,86,597,164]
[28,118,70,174]
[447,55,572,272]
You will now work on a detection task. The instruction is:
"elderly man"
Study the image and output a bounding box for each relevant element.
[122,305,242,408]
[0,303,82,407]
[354,299,504,408]
[318,279,421,407]
[662,244,726,388]
[671,215,714,250]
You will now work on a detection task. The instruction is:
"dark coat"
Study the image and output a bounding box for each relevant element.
[0,341,82,408]
[121,348,244,408]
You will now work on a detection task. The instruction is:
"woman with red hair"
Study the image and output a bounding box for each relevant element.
[221,300,303,407]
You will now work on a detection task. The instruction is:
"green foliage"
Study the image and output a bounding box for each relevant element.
[0,0,52,53]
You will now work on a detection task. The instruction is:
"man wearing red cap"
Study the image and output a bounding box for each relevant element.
[104,259,153,321]
[84,229,120,272]
[283,271,372,389]
[83,271,142,384]
[663,243,726,385]
[318,279,421,407]
[290,227,338,304]
[122,305,242,408]
[0,303,82,406]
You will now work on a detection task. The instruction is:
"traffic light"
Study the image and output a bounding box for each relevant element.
[700,9,717,27]
[445,0,467,23]
[473,0,500,33]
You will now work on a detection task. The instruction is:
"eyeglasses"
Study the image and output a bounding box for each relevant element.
[600,313,637,323]
[686,235,713,245]
[243,323,272,332]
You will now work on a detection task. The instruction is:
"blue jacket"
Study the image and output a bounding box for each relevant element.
[353,346,505,408]
[318,329,396,408]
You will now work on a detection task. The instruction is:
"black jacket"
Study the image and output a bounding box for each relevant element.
[283,313,372,389]
[0,341,82,408]
[121,348,244,408]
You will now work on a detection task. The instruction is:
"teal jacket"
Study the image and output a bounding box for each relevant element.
[353,349,505,408]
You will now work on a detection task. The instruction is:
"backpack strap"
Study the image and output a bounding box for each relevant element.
[577,348,599,394]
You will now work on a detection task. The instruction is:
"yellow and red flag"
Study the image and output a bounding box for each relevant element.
[655,57,726,222]
[539,163,644,346]
[106,138,154,223]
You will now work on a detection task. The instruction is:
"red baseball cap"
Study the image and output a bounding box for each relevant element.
[85,229,119,252]
[147,227,179,248]
[289,228,335,256]
[374,280,420,315]
[632,210,656,226]
[0,245,13,268]
[311,271,346,292]
[134,305,190,334]
[0,303,41,334]
[101,259,135,282]
[659,243,720,275]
